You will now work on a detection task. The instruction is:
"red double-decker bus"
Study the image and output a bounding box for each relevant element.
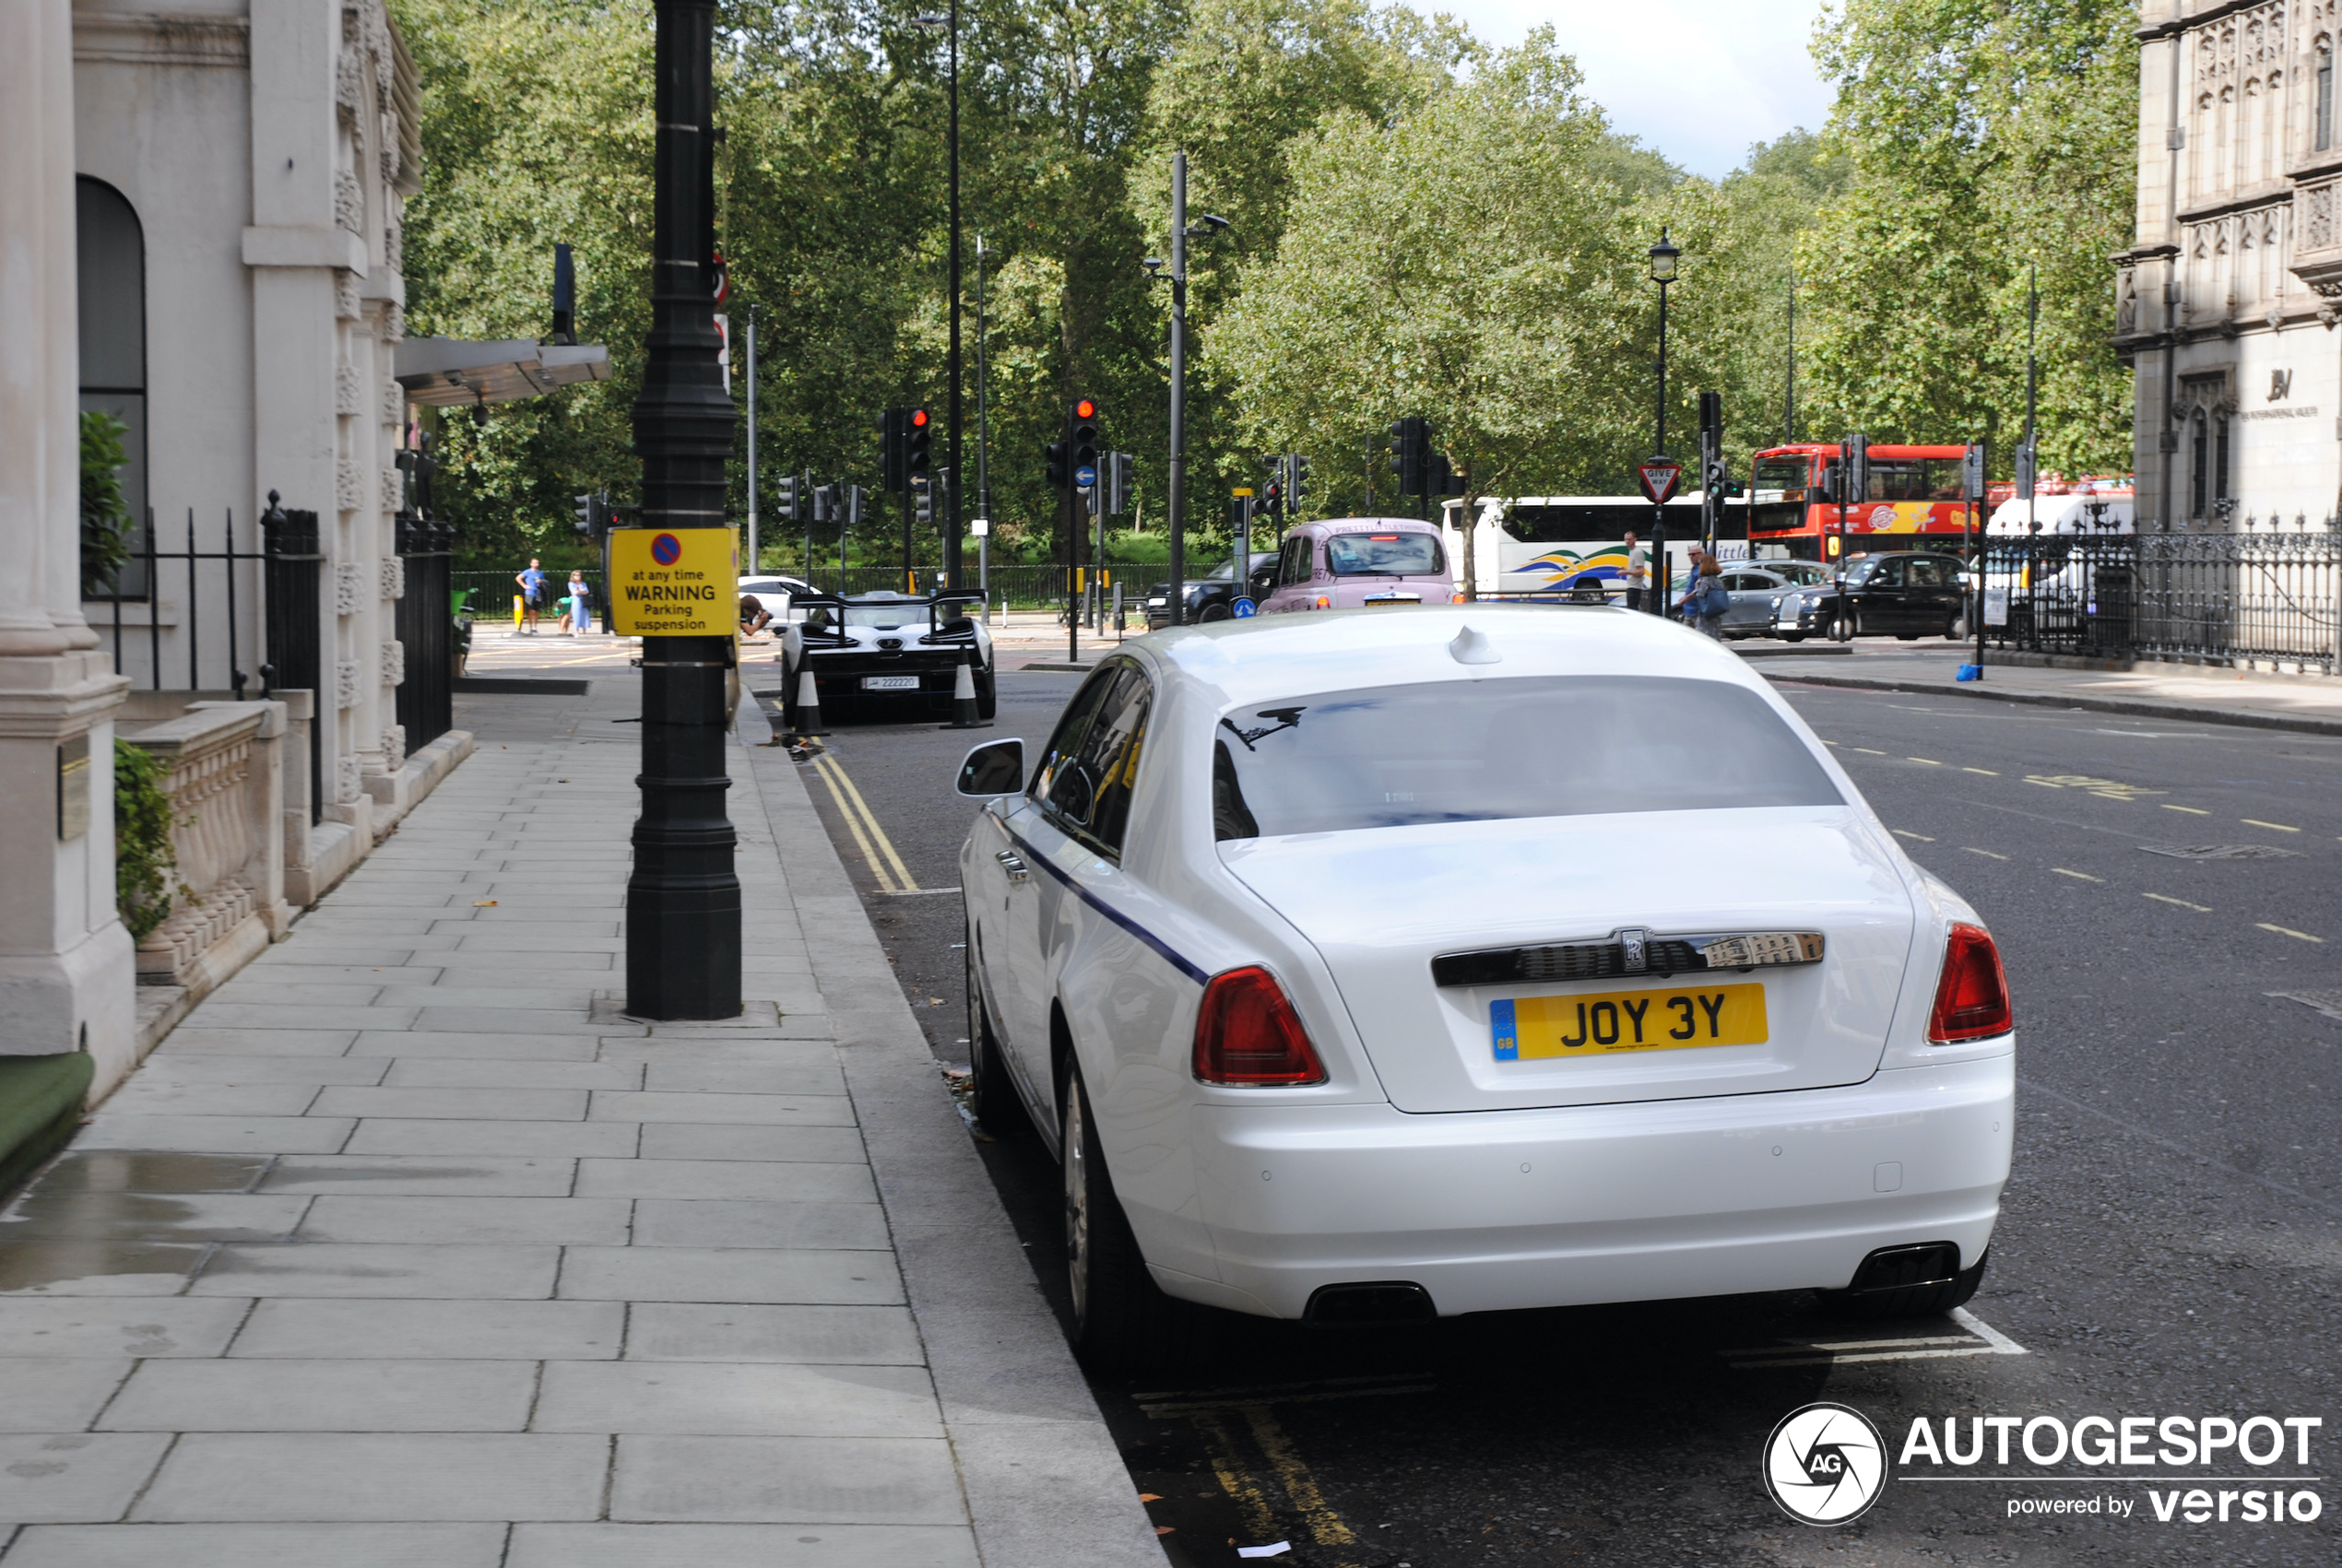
[1746,443,1977,561]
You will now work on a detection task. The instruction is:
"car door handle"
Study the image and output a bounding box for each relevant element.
[995,850,1030,884]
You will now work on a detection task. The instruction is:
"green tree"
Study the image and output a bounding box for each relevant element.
[1214,31,1668,525]
[1797,0,2135,475]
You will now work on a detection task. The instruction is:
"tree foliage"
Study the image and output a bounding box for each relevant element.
[390,0,2137,571]
[1797,0,2135,474]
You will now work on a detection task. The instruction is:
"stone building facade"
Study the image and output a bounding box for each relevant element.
[2,0,466,1148]
[2120,0,2342,527]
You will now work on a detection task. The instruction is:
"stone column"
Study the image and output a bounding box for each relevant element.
[0,0,136,1088]
[247,0,371,839]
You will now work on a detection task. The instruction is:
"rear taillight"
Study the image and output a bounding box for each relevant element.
[1927,923,2012,1043]
[1193,966,1327,1086]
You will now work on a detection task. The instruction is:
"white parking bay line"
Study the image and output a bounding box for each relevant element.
[1723,1307,2028,1371]
[1951,1305,2030,1354]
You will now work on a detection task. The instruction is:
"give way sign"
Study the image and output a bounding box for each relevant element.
[1635,460,1683,505]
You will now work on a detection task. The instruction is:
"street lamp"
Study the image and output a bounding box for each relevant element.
[914,10,963,588]
[626,0,739,1020]
[1647,227,1680,616]
[1145,157,1228,626]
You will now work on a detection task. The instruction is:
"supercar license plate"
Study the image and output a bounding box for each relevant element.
[860,675,921,690]
[1491,983,1768,1060]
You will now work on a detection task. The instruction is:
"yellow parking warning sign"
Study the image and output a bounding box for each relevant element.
[607,526,738,636]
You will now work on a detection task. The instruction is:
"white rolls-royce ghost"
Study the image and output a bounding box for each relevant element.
[953,605,2014,1368]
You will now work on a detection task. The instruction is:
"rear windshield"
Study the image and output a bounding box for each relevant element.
[1212,676,1840,840]
[1327,532,1443,577]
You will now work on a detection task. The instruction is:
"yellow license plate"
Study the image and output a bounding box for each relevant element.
[1492,983,1768,1059]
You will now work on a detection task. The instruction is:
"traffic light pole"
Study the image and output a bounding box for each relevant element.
[626,0,739,1020]
[1166,151,1189,627]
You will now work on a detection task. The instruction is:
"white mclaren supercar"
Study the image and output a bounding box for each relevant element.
[954,605,2015,1368]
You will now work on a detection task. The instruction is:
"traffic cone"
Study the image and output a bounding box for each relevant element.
[793,666,824,737]
[940,649,990,730]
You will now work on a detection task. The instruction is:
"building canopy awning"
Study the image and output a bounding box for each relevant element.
[395,337,610,407]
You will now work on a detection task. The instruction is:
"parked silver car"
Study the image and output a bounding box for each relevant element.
[1682,562,1834,639]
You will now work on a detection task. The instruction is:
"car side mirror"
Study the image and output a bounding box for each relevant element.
[957,737,1024,797]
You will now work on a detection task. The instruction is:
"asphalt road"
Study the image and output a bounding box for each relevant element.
[770,656,2342,1568]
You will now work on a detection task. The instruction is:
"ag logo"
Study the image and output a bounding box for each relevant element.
[1762,1402,1887,1526]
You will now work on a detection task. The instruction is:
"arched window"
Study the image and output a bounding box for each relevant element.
[77,176,147,598]
[2319,43,2334,152]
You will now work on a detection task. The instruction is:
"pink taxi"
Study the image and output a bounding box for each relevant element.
[1259,517,1456,615]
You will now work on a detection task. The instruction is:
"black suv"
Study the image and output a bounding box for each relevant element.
[1770,550,1970,642]
[1145,552,1280,630]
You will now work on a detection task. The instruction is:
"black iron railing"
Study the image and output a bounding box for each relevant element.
[260,494,324,823]
[1977,528,2342,673]
[108,507,262,697]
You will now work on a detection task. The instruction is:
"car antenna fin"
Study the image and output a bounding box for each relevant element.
[1448,624,1500,666]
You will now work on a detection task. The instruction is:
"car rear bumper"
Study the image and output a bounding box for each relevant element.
[1157,1052,2012,1319]
[802,652,980,697]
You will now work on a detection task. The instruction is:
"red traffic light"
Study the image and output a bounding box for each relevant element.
[910,408,929,428]
[1075,398,1096,419]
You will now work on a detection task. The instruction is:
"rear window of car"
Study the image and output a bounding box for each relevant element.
[1327,532,1443,576]
[1211,676,1841,840]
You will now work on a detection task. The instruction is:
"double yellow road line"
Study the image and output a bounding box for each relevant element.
[808,752,920,894]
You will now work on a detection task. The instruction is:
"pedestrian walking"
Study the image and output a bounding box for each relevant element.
[515,558,546,634]
[563,569,592,636]
[1679,547,1727,640]
[1622,531,1649,613]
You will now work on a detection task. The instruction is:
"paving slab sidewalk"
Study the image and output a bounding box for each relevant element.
[0,674,1164,1567]
[1759,643,2342,734]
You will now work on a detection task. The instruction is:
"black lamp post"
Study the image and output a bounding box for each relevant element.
[915,9,963,588]
[625,0,740,1020]
[1143,153,1227,627]
[1648,228,1680,615]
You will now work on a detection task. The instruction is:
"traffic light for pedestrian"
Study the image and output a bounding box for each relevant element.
[912,475,934,527]
[1390,418,1429,496]
[1046,439,1070,489]
[906,408,931,480]
[881,408,907,493]
[812,482,834,524]
[1070,397,1100,488]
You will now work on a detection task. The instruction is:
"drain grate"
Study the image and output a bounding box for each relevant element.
[2138,843,2302,860]
[2271,991,2342,1022]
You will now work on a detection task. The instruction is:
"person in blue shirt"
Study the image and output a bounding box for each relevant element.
[515,559,546,634]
